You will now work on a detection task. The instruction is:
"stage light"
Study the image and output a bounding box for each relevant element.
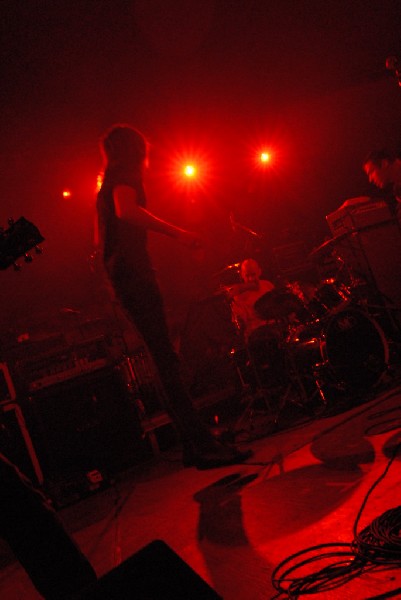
[246,140,277,171]
[62,189,72,199]
[256,149,274,169]
[161,136,217,196]
[183,164,196,178]
[169,153,210,192]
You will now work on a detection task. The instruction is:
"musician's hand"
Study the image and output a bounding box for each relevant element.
[225,284,241,299]
[226,281,258,298]
[174,229,205,265]
[175,229,204,250]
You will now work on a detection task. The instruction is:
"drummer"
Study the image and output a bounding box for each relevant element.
[227,258,275,341]
[227,258,287,388]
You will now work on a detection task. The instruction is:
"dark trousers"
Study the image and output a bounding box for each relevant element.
[111,267,212,449]
[0,453,97,599]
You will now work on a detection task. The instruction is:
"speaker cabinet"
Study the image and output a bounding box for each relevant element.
[357,221,401,308]
[24,366,150,483]
[335,220,401,309]
[75,540,222,599]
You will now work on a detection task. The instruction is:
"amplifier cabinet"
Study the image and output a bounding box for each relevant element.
[24,366,151,483]
[326,198,393,236]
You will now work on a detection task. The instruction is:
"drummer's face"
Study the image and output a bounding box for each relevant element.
[241,263,261,283]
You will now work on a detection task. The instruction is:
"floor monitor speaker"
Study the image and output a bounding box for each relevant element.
[75,539,222,599]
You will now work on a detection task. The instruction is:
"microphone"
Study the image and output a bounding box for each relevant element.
[386,55,401,86]
[229,212,263,239]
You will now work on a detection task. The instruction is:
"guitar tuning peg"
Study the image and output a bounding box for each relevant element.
[13,262,21,271]
[34,245,43,255]
[24,254,33,263]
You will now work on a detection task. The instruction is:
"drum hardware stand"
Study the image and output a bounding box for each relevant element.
[227,286,335,437]
[275,334,325,421]
[229,341,276,438]
[232,325,323,437]
[312,361,339,406]
[225,306,278,439]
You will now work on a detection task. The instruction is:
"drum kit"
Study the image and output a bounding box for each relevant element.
[283,280,389,399]
[213,254,392,428]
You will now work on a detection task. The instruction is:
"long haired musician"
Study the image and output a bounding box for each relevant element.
[96,124,252,469]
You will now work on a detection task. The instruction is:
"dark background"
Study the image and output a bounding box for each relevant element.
[2,0,401,342]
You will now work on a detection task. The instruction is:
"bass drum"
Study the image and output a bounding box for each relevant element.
[290,308,389,392]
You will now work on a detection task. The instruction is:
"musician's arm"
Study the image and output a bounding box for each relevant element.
[114,184,201,247]
[226,281,259,298]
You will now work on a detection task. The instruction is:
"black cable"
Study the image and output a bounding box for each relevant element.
[271,544,369,598]
[271,442,401,598]
[352,441,401,540]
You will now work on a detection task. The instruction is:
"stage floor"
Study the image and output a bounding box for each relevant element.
[2,376,401,599]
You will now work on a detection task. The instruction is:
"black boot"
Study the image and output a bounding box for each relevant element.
[183,439,253,470]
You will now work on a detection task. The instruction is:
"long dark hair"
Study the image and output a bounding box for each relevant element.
[101,124,148,175]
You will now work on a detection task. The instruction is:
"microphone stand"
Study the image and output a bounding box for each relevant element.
[229,212,264,257]
[229,212,264,240]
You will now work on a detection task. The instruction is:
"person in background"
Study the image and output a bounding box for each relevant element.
[228,258,287,389]
[96,124,252,469]
[363,149,401,216]
[228,258,275,342]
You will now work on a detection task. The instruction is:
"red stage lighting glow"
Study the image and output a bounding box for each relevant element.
[62,189,72,199]
[168,150,212,193]
[183,164,196,178]
[260,152,271,163]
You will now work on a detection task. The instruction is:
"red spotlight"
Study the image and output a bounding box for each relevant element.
[62,189,72,199]
[166,144,212,193]
[175,159,202,188]
[256,149,274,169]
[183,164,197,178]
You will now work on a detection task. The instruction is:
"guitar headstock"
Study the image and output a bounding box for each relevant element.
[0,217,45,270]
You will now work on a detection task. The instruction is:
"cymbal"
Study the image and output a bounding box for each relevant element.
[254,289,306,320]
[213,263,241,277]
[213,262,242,286]
[309,238,337,256]
[309,231,352,257]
